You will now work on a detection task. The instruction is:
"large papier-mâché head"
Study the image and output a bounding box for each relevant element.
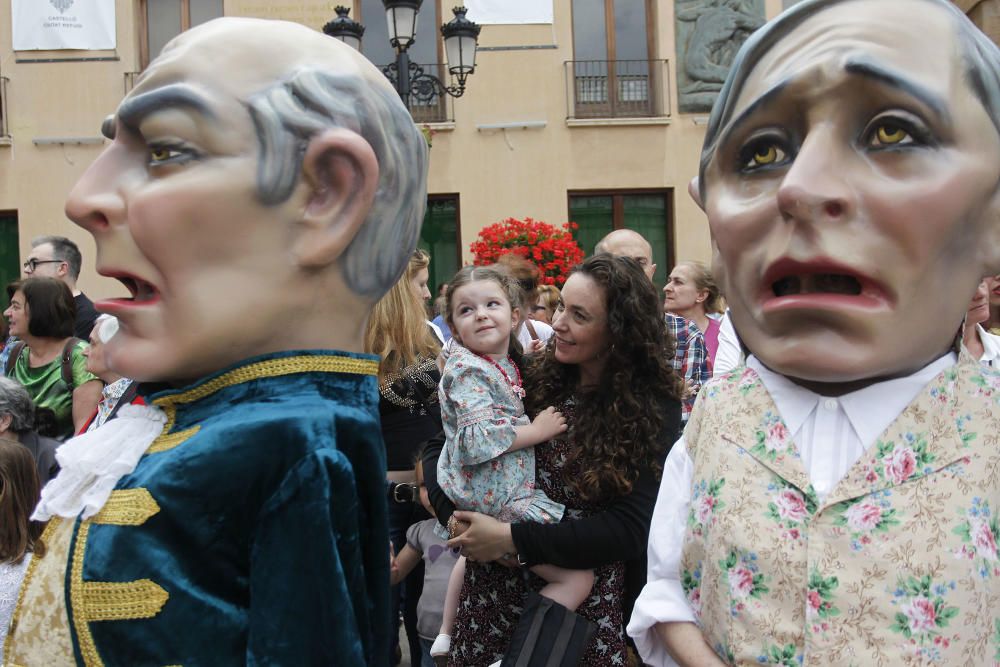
[694,0,1000,385]
[66,18,428,383]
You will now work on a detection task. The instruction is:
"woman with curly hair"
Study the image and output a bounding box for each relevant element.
[423,254,683,665]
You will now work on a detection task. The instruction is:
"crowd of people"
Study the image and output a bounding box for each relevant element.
[3,0,1000,665]
[0,228,721,666]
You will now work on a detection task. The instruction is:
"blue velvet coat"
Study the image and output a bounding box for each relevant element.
[18,351,392,666]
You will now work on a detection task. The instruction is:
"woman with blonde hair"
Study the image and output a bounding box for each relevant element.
[406,249,445,343]
[0,439,46,663]
[662,261,725,366]
[365,249,444,666]
[531,284,560,325]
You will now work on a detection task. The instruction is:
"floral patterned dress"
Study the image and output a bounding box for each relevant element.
[447,399,629,666]
[437,345,564,530]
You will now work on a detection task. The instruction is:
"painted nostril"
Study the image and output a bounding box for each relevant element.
[824,201,843,217]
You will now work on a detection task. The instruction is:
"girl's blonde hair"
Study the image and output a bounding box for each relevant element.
[445,265,524,362]
[365,250,441,381]
[678,260,725,314]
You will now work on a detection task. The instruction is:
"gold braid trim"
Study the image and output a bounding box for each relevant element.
[4,518,60,653]
[153,355,377,410]
[70,521,101,666]
[144,355,375,456]
[80,579,169,622]
[146,426,200,455]
[92,489,160,526]
[70,521,171,665]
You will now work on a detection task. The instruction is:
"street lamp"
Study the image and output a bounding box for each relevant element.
[383,0,421,51]
[325,3,481,111]
[322,6,365,51]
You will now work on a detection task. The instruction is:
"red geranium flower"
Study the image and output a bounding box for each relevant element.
[470,217,584,287]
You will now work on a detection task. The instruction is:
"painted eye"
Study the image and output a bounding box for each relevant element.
[739,138,788,171]
[750,145,782,166]
[150,147,174,162]
[871,122,910,146]
[148,144,197,166]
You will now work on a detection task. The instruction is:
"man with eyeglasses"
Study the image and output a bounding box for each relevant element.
[22,235,98,339]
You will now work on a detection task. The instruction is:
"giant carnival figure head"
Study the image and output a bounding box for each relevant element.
[65,17,428,383]
[692,0,1000,385]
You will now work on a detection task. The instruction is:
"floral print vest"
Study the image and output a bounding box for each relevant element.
[680,353,1000,666]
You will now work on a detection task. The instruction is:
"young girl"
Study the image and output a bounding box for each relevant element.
[431,265,594,663]
[0,438,46,664]
[390,454,461,667]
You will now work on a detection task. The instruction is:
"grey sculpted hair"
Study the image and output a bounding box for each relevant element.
[246,69,428,299]
[31,235,83,281]
[0,377,35,435]
[698,0,1000,200]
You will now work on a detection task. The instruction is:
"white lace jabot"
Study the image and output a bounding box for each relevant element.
[33,404,167,521]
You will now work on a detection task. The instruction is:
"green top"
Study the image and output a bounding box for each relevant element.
[9,341,99,439]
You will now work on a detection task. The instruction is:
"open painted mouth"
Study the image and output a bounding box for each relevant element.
[761,259,890,311]
[116,276,159,303]
[771,273,862,297]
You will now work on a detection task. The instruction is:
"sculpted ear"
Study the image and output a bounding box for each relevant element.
[293,128,379,268]
[688,176,705,212]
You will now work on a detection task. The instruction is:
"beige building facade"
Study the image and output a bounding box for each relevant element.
[0,0,997,297]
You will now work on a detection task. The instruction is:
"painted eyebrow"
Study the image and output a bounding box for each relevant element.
[843,57,950,123]
[722,58,951,145]
[112,84,217,135]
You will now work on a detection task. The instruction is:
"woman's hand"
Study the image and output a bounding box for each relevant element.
[446,511,516,562]
[527,339,546,354]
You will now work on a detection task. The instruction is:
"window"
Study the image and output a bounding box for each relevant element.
[358,0,449,123]
[418,195,461,302]
[0,212,19,299]
[139,0,224,68]
[569,0,660,118]
[568,190,674,287]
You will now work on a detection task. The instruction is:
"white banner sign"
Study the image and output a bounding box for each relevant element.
[12,0,116,51]
[464,0,553,24]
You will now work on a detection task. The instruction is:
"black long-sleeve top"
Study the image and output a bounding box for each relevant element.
[421,394,680,618]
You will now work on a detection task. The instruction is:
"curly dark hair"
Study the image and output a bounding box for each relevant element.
[524,254,683,501]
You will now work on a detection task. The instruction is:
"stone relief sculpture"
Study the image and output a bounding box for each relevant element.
[675,0,764,113]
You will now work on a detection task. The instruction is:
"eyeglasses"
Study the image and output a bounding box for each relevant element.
[22,259,63,272]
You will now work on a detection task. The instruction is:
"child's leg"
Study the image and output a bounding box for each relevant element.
[529,564,595,611]
[430,555,466,658]
[439,555,465,635]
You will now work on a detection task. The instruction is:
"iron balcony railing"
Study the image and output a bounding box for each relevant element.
[402,63,453,124]
[565,59,670,120]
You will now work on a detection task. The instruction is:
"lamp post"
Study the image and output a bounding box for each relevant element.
[323,2,481,111]
[323,6,365,51]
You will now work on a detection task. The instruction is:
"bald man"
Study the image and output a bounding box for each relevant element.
[596,230,710,421]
